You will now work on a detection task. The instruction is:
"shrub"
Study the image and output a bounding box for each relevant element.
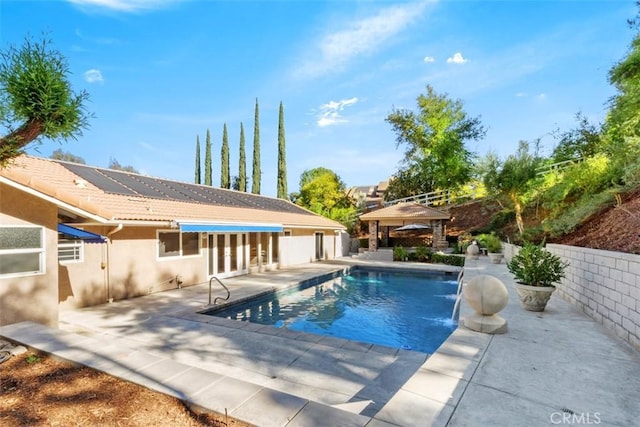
[393,246,408,261]
[359,238,369,249]
[545,191,615,237]
[415,245,432,262]
[507,242,568,287]
[477,233,502,253]
[432,253,466,267]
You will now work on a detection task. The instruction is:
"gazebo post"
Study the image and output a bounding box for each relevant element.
[432,219,445,249]
[368,220,378,252]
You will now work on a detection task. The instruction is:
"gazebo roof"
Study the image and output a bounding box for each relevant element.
[359,203,450,221]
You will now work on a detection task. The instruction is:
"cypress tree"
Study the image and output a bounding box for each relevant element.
[238,122,247,192]
[194,135,201,184]
[252,98,261,194]
[221,123,230,189]
[277,101,288,199]
[204,129,212,186]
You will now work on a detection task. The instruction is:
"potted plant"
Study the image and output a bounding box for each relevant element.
[481,233,503,264]
[507,242,569,312]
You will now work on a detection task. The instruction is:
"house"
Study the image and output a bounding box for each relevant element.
[347,180,389,212]
[0,156,347,327]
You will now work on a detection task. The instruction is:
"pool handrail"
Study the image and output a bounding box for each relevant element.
[209,276,230,305]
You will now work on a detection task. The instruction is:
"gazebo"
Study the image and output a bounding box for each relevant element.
[359,203,451,251]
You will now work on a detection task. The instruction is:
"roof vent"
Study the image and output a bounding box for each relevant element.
[74,179,88,188]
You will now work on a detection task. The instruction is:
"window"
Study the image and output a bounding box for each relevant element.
[158,231,200,258]
[0,226,45,277]
[182,233,199,256]
[58,239,83,262]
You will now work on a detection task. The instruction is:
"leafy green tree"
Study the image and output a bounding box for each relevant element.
[277,101,287,199]
[605,10,640,186]
[385,85,485,199]
[238,122,247,192]
[252,98,261,194]
[50,149,85,164]
[231,175,241,191]
[552,113,602,162]
[194,135,201,184]
[484,141,541,235]
[204,129,212,186]
[383,164,432,202]
[221,123,230,189]
[0,35,91,165]
[108,157,138,173]
[293,167,357,231]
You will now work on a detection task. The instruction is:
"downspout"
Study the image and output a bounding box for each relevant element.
[105,224,124,303]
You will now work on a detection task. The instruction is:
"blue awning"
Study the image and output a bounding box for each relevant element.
[179,223,283,233]
[58,223,107,243]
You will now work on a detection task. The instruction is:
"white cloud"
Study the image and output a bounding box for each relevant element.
[536,93,547,101]
[68,0,182,12]
[295,1,431,79]
[423,56,435,63]
[515,92,528,97]
[84,69,104,84]
[447,52,467,64]
[317,97,359,127]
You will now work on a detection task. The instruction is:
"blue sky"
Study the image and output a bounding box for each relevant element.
[1,0,636,196]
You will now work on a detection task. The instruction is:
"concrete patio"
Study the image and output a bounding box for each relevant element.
[1,257,639,426]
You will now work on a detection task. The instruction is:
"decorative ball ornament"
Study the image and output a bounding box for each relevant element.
[463,275,509,315]
[462,274,508,334]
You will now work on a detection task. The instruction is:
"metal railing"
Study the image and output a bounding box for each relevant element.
[208,276,230,305]
[535,158,583,176]
[384,187,479,207]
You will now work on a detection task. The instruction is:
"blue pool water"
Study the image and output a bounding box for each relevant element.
[207,267,459,354]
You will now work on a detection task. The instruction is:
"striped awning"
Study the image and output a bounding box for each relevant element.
[178,222,283,233]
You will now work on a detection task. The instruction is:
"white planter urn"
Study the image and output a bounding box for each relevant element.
[488,252,504,264]
[466,242,480,260]
[514,283,556,312]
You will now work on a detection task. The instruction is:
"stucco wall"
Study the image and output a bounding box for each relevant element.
[0,183,59,327]
[504,242,640,351]
[279,231,341,266]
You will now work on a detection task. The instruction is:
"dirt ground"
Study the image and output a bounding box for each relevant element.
[447,188,640,254]
[550,187,640,254]
[0,351,251,427]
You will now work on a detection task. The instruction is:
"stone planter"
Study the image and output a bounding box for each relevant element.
[514,283,556,312]
[488,252,504,264]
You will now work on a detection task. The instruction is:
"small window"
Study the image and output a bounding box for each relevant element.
[182,233,199,256]
[58,239,83,262]
[158,231,200,258]
[0,226,45,277]
[159,232,180,257]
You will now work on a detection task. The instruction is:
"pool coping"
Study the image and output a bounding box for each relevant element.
[10,257,640,427]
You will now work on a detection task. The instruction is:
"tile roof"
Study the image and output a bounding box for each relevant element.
[359,202,450,221]
[1,156,345,230]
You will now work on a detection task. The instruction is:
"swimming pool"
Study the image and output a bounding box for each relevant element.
[206,267,459,354]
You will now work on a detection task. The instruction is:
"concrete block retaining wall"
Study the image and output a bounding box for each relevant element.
[503,242,640,351]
